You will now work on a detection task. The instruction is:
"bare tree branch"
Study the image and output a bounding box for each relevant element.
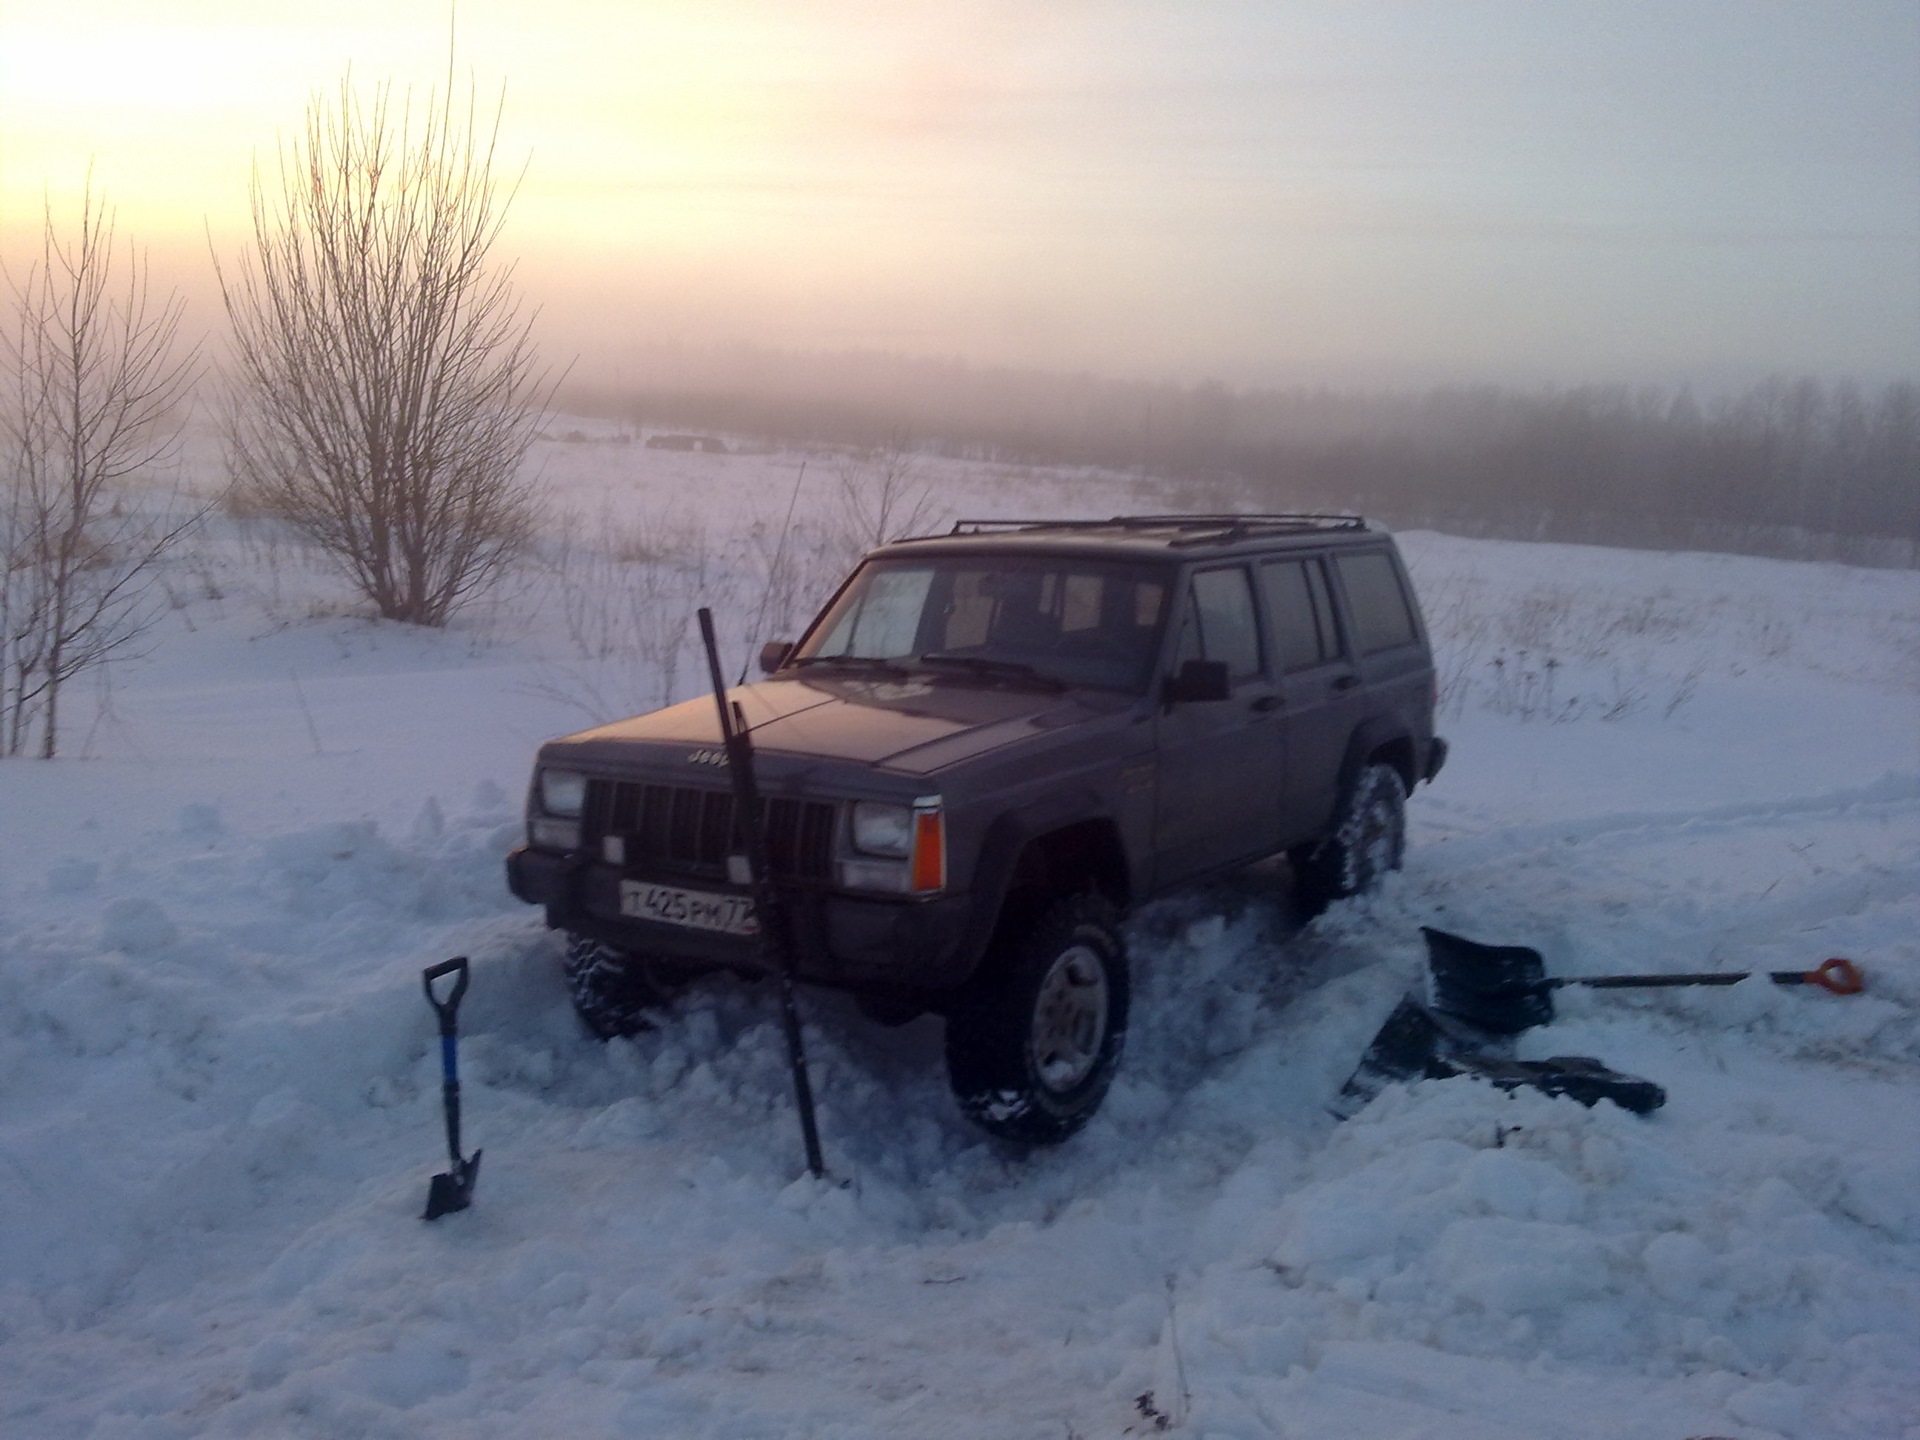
[827,436,946,577]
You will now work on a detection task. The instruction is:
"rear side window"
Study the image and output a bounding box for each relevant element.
[1335,551,1418,654]
[1176,566,1263,681]
[1261,558,1342,672]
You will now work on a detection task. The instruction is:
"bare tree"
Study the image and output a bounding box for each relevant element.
[218,77,549,627]
[1,183,200,758]
[826,437,946,575]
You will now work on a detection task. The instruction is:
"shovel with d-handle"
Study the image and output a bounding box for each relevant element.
[1421,926,1866,1036]
[422,957,483,1220]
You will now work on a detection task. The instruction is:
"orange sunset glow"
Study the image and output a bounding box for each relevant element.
[3,0,1915,389]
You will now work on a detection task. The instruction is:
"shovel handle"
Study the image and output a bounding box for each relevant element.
[1564,956,1865,995]
[1798,957,1866,995]
[423,957,470,1037]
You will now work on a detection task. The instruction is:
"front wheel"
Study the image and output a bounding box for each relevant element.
[562,933,665,1039]
[944,893,1130,1144]
[1292,761,1407,913]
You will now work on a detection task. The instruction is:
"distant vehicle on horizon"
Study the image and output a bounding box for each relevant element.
[643,433,729,453]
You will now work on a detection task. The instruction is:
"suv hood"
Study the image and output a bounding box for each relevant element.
[545,675,1109,777]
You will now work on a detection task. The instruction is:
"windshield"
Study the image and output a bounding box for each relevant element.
[794,555,1171,693]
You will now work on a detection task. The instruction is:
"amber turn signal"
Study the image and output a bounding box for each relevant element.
[910,805,946,893]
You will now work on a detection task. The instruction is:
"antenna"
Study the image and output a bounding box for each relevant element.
[737,459,808,684]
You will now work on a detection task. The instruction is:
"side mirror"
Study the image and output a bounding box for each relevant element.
[1163,658,1230,704]
[758,640,793,675]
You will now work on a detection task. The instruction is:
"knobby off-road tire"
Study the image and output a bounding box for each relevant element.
[1292,761,1407,914]
[562,933,664,1039]
[945,893,1130,1144]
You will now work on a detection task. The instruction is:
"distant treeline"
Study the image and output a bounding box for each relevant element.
[563,352,1919,566]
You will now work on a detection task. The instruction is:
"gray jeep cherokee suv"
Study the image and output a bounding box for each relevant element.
[507,514,1446,1142]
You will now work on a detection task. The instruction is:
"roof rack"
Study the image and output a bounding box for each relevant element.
[944,513,1369,547]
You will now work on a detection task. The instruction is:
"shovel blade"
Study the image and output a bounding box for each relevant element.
[1335,997,1667,1120]
[1423,926,1556,1034]
[1445,1054,1667,1115]
[1333,996,1457,1117]
[422,1150,482,1221]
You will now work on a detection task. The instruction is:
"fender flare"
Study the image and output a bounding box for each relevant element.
[955,790,1130,982]
[1335,716,1417,800]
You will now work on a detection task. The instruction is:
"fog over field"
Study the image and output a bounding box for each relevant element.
[561,357,1920,567]
[5,3,1914,569]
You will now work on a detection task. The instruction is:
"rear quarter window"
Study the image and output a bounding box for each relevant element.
[1260,557,1342,672]
[1335,550,1418,654]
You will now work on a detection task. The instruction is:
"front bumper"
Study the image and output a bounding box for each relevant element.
[506,846,976,992]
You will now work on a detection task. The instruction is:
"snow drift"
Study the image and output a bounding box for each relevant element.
[2,430,1915,1438]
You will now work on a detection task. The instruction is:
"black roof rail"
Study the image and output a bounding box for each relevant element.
[942,513,1370,546]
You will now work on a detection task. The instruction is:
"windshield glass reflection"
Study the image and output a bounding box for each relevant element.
[795,556,1170,694]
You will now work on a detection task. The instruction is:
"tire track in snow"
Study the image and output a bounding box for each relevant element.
[1417,770,1920,874]
[1408,772,1920,954]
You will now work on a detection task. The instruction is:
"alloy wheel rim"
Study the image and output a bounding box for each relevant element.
[1029,943,1110,1092]
[1361,792,1402,878]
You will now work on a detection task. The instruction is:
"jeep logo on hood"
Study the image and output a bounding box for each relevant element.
[687,748,729,767]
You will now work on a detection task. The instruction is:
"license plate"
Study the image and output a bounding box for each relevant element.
[618,880,759,937]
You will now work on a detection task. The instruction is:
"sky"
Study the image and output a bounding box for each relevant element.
[2,0,1916,392]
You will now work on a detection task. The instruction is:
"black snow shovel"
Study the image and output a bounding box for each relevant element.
[1334,993,1667,1119]
[422,956,482,1220]
[1421,926,1866,1036]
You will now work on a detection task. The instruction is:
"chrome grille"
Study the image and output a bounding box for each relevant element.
[586,780,835,881]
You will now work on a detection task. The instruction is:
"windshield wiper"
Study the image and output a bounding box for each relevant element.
[917,653,1065,690]
[789,653,914,679]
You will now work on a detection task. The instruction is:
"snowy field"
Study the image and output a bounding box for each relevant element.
[3,423,1917,1439]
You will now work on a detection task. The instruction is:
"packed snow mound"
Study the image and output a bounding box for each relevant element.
[2,440,1917,1438]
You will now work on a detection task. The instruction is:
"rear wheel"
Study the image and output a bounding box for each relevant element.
[562,933,665,1039]
[945,893,1129,1144]
[1292,761,1407,912]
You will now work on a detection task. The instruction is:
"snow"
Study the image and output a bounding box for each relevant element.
[3,426,1917,1438]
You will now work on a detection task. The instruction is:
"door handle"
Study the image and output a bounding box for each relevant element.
[1249,694,1282,713]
